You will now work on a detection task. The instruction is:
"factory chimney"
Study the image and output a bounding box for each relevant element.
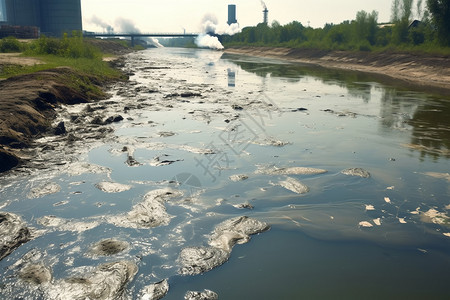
[227,4,237,25]
[261,1,268,25]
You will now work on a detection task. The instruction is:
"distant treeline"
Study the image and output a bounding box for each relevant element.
[222,0,450,52]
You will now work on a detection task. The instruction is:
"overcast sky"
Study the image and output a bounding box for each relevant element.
[82,0,395,33]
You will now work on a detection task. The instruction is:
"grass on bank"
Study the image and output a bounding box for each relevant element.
[0,55,122,79]
[0,34,126,80]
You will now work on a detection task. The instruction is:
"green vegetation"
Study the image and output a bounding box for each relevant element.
[222,0,450,54]
[25,32,101,59]
[0,36,25,53]
[0,32,125,80]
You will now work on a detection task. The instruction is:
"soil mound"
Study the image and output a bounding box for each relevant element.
[0,67,110,172]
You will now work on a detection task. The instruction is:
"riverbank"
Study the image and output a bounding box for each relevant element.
[224,46,450,95]
[0,39,132,173]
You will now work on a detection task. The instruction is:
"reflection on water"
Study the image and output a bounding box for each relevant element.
[225,52,450,159]
[227,68,236,87]
[1,48,449,299]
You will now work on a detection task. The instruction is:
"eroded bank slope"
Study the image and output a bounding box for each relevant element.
[0,67,116,172]
[225,46,450,95]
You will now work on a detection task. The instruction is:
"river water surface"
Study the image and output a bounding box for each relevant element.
[1,48,450,299]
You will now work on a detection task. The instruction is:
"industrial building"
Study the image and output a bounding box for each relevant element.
[227,4,237,25]
[261,1,268,25]
[0,0,82,37]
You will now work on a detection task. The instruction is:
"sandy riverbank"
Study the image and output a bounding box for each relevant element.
[225,46,450,95]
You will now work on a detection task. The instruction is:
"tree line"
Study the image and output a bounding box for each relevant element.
[222,0,450,51]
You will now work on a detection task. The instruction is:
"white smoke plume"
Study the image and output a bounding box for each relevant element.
[195,34,224,50]
[260,0,267,10]
[90,15,114,33]
[200,14,241,35]
[114,17,140,33]
[114,17,163,48]
[195,14,241,50]
[88,16,162,48]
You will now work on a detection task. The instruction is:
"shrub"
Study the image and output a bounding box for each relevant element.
[0,37,24,53]
[26,33,101,59]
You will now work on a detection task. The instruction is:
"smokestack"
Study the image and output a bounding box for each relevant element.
[261,1,268,25]
[227,4,237,25]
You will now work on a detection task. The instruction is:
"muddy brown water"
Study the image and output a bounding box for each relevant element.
[1,48,450,299]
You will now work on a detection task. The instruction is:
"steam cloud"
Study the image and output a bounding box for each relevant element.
[195,14,241,50]
[90,15,114,33]
[88,16,163,48]
[195,34,224,50]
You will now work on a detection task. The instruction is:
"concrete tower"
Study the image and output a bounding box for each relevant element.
[227,4,237,25]
[4,0,40,27]
[2,0,82,36]
[0,0,7,22]
[261,1,268,25]
[40,0,82,36]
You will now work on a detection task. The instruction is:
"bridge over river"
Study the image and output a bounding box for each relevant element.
[83,32,200,46]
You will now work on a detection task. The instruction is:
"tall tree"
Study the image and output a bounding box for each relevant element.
[392,0,401,21]
[427,0,450,45]
[402,0,414,21]
[355,10,379,45]
[392,0,414,22]
[416,0,424,20]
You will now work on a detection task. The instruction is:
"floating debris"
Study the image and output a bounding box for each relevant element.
[19,263,52,285]
[373,218,382,226]
[150,155,183,166]
[277,177,310,194]
[179,216,269,275]
[37,215,100,233]
[420,209,449,225]
[53,200,69,207]
[256,166,327,175]
[185,289,218,300]
[46,261,138,300]
[140,279,169,300]
[359,221,373,228]
[109,189,182,229]
[95,181,132,193]
[27,182,61,199]
[233,202,254,210]
[365,204,375,211]
[89,239,129,256]
[209,216,270,252]
[178,246,230,276]
[158,131,176,137]
[178,145,215,154]
[341,168,371,178]
[0,212,31,261]
[66,163,111,176]
[398,218,407,224]
[229,174,249,182]
[423,172,450,182]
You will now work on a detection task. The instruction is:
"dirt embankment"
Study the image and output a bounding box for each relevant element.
[225,46,450,95]
[0,67,111,172]
[0,40,134,173]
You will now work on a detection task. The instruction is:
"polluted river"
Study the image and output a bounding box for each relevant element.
[1,47,450,299]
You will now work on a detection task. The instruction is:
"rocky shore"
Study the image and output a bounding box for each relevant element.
[225,46,450,95]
